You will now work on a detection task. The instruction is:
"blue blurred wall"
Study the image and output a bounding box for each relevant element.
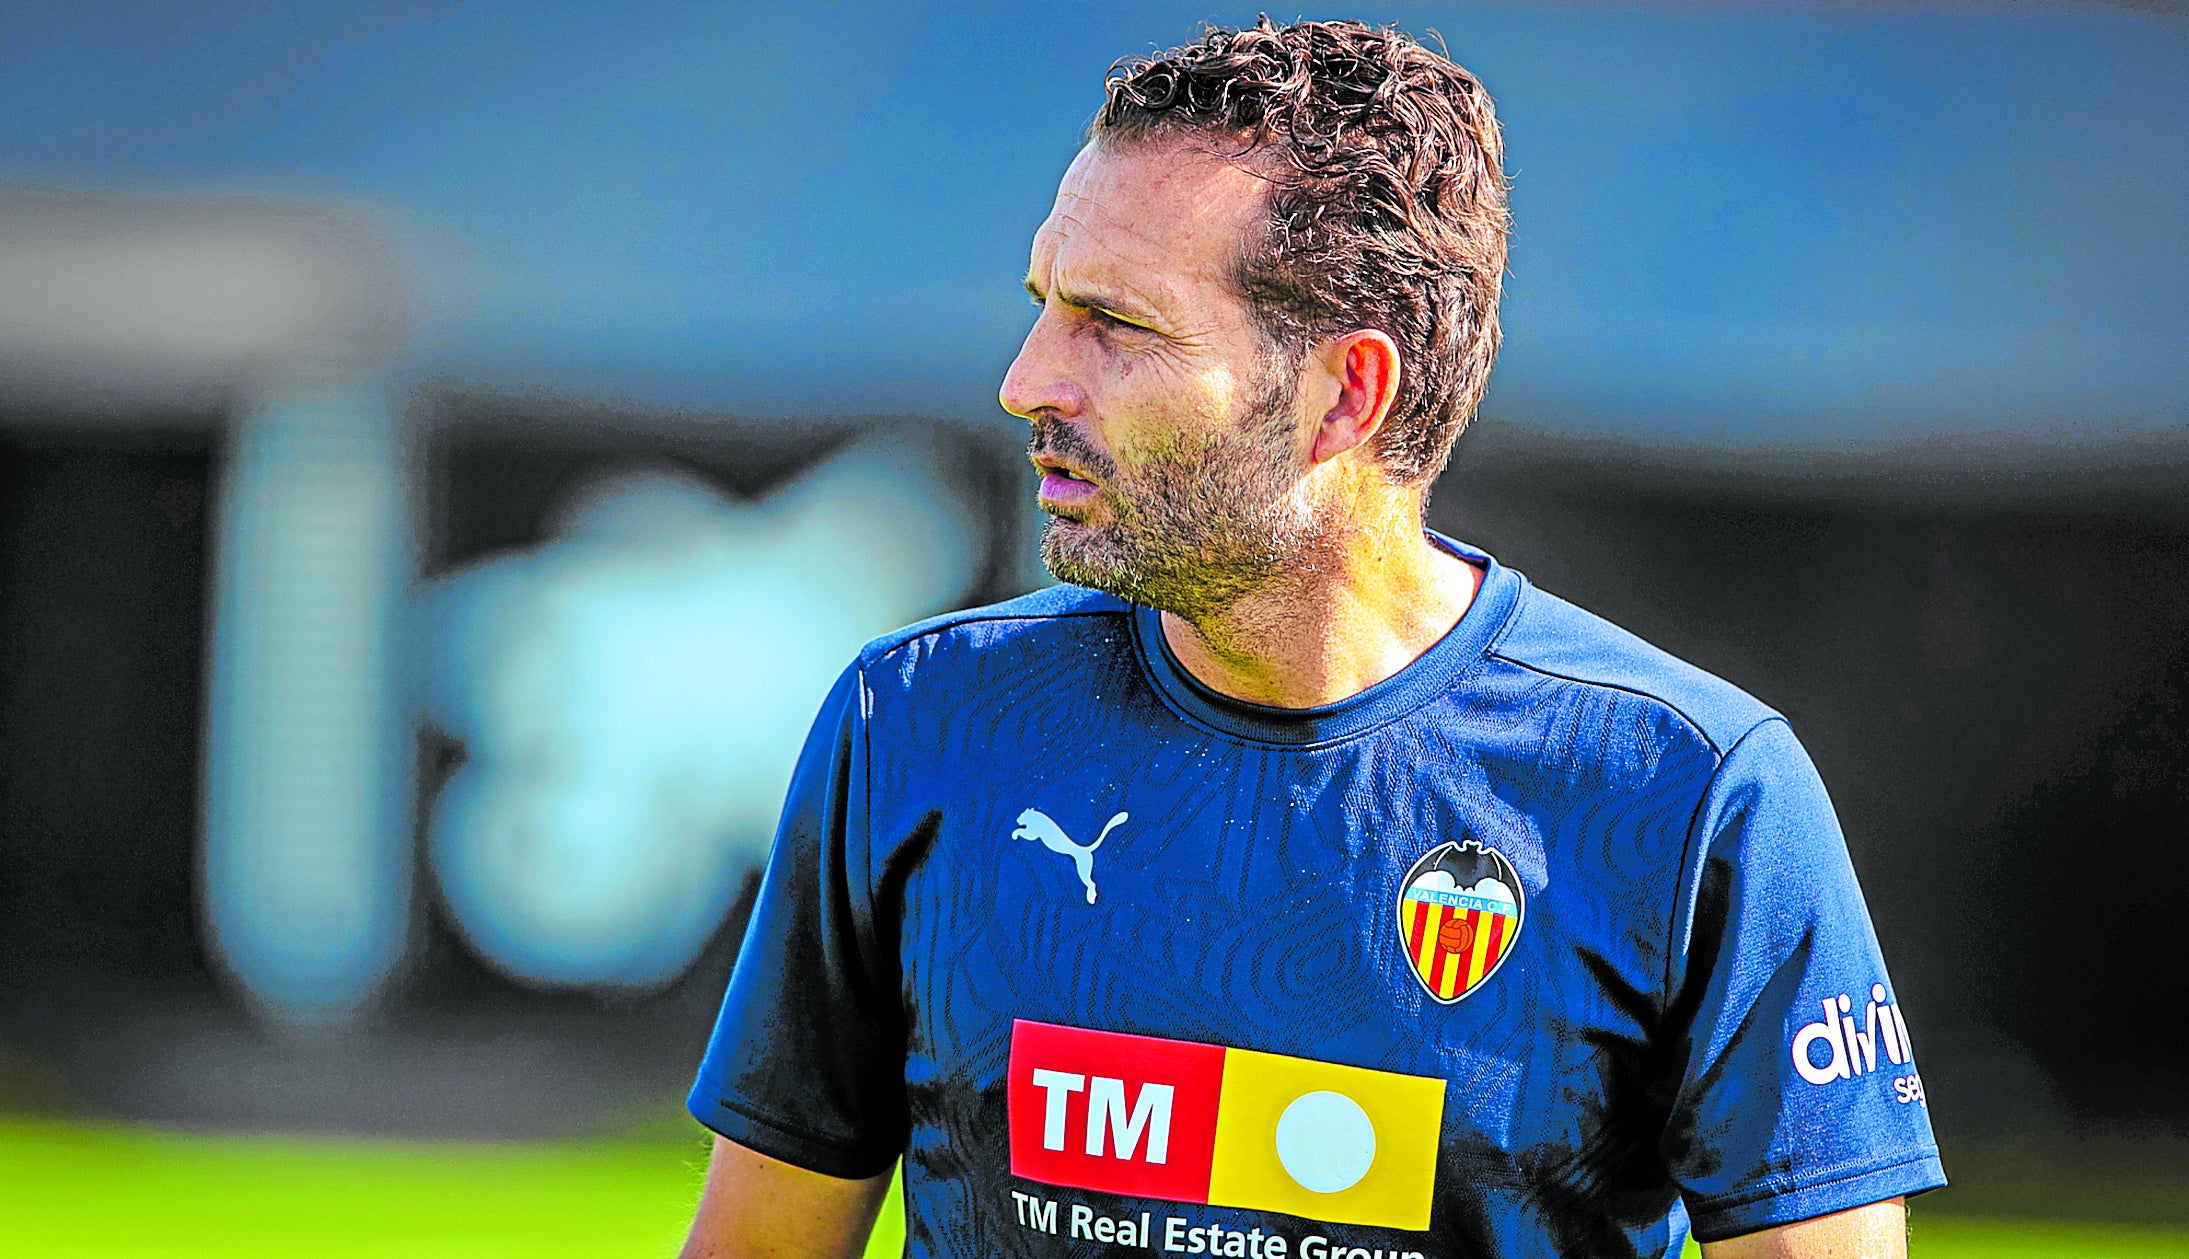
[4,0,2182,445]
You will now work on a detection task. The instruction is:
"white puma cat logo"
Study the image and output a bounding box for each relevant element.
[1012,808,1128,904]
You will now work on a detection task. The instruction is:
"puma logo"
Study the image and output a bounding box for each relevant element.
[1012,808,1128,904]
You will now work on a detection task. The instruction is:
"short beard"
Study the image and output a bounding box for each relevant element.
[1035,355,1331,621]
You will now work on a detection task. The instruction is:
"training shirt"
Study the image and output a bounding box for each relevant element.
[690,537,1944,1259]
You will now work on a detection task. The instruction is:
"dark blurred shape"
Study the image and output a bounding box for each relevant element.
[0,430,214,991]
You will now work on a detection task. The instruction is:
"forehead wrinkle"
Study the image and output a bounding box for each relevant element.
[1033,209,1240,333]
[1029,216,1185,325]
[1024,141,1273,346]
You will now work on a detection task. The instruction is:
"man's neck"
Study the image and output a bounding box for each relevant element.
[1158,516,1481,709]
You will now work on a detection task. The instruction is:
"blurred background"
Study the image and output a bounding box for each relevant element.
[1,2,2184,1255]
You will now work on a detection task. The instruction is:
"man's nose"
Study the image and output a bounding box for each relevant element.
[999,308,1083,423]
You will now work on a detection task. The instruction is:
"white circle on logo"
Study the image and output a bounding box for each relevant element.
[1274,1091,1377,1194]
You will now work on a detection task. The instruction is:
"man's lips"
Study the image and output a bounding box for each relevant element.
[1034,457,1102,509]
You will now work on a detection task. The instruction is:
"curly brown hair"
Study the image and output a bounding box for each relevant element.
[1093,17,1509,485]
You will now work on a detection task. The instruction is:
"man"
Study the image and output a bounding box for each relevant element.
[682,18,1942,1258]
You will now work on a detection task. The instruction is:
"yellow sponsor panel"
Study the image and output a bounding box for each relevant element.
[1204,1048,1446,1230]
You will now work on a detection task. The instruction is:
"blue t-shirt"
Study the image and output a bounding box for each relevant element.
[690,538,1944,1258]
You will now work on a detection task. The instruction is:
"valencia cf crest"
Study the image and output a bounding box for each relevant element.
[1396,840,1524,1004]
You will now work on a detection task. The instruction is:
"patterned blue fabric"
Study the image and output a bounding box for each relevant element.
[691,537,1944,1257]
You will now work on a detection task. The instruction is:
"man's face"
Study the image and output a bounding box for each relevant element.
[1000,139,1329,618]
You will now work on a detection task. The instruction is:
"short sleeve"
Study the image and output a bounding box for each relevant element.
[1660,718,1945,1242]
[687,662,908,1178]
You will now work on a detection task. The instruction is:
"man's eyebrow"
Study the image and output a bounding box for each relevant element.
[1024,278,1163,325]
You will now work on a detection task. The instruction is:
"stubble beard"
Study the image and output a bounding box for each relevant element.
[1035,361,1333,622]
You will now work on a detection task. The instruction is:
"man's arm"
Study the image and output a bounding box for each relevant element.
[679,1136,893,1259]
[683,664,907,1255]
[1702,1198,1905,1259]
[1657,721,1944,1235]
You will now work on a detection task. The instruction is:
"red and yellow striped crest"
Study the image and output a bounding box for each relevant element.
[1396,840,1524,1004]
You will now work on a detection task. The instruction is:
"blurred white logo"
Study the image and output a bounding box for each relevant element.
[419,432,979,989]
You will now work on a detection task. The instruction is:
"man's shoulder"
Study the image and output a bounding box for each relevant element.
[854,583,1131,673]
[1491,576,1782,758]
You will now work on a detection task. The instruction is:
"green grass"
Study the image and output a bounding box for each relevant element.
[3,1116,704,1258]
[5,1115,2185,1257]
[0,1115,905,1259]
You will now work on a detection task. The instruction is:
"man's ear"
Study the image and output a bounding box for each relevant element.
[1309,329,1402,466]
